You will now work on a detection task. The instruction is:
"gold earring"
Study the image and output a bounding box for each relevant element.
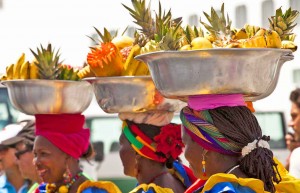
[63,165,72,183]
[202,154,206,176]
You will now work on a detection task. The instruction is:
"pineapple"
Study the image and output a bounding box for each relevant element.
[86,28,124,77]
[200,3,232,47]
[122,0,183,75]
[268,7,299,40]
[122,0,154,46]
[30,44,61,80]
[181,25,205,49]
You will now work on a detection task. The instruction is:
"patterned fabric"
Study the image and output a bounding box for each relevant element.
[180,106,240,155]
[185,159,300,193]
[171,161,197,188]
[122,121,183,163]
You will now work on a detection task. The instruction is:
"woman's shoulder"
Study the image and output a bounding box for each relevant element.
[77,180,122,193]
[201,173,268,193]
[129,183,174,193]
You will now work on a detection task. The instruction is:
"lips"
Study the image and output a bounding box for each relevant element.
[36,168,48,179]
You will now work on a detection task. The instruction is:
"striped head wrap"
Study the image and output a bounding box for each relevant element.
[180,106,241,155]
[122,121,184,163]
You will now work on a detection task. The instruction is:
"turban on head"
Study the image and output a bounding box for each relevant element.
[180,94,246,155]
[35,114,90,159]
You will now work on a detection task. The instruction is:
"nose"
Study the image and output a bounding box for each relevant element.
[32,156,40,167]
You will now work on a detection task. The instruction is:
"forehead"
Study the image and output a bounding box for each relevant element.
[33,136,63,154]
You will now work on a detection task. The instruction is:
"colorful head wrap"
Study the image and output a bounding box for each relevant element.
[122,121,184,163]
[35,114,90,159]
[180,107,240,155]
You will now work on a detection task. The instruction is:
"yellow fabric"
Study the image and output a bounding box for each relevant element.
[129,183,174,193]
[201,173,268,193]
[199,160,300,193]
[76,180,122,193]
[273,157,300,193]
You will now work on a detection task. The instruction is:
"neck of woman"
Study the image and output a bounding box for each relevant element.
[137,162,169,185]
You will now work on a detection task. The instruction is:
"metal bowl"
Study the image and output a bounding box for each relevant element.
[1,80,93,115]
[135,48,293,101]
[84,76,185,113]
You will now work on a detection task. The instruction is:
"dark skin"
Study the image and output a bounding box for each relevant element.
[119,133,185,193]
[33,136,88,193]
[181,127,248,179]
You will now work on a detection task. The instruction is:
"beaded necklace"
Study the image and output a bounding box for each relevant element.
[37,172,83,193]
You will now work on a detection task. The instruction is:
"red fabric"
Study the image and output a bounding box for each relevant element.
[183,164,197,184]
[35,114,90,159]
[185,179,206,193]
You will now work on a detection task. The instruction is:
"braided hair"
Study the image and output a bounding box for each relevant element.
[208,106,281,193]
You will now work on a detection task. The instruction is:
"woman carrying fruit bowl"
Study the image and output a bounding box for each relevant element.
[32,114,121,193]
[180,94,300,193]
[118,111,198,193]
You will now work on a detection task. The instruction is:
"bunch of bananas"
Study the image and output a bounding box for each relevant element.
[121,44,150,76]
[1,53,38,81]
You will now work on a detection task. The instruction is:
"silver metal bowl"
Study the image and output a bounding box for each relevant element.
[1,80,93,115]
[135,48,293,101]
[84,76,185,113]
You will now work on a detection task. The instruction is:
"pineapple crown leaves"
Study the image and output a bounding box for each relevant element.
[158,20,183,50]
[122,0,155,39]
[200,3,232,39]
[183,25,204,44]
[268,7,299,39]
[153,1,172,42]
[30,43,62,80]
[87,27,117,44]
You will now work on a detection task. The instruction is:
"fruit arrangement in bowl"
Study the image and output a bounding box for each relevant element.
[1,43,93,115]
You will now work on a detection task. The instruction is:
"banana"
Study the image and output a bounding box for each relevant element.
[254,28,266,37]
[242,36,267,48]
[265,30,282,48]
[29,62,39,79]
[77,65,95,79]
[134,61,150,76]
[13,53,25,79]
[6,64,14,80]
[281,40,297,52]
[20,61,30,79]
[121,44,141,76]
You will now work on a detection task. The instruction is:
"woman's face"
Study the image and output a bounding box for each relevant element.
[119,132,136,177]
[33,136,68,183]
[182,126,208,179]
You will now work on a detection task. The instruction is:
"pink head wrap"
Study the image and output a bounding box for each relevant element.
[188,94,246,110]
[35,114,90,159]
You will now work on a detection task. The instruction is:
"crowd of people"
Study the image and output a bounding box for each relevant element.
[0,89,300,193]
